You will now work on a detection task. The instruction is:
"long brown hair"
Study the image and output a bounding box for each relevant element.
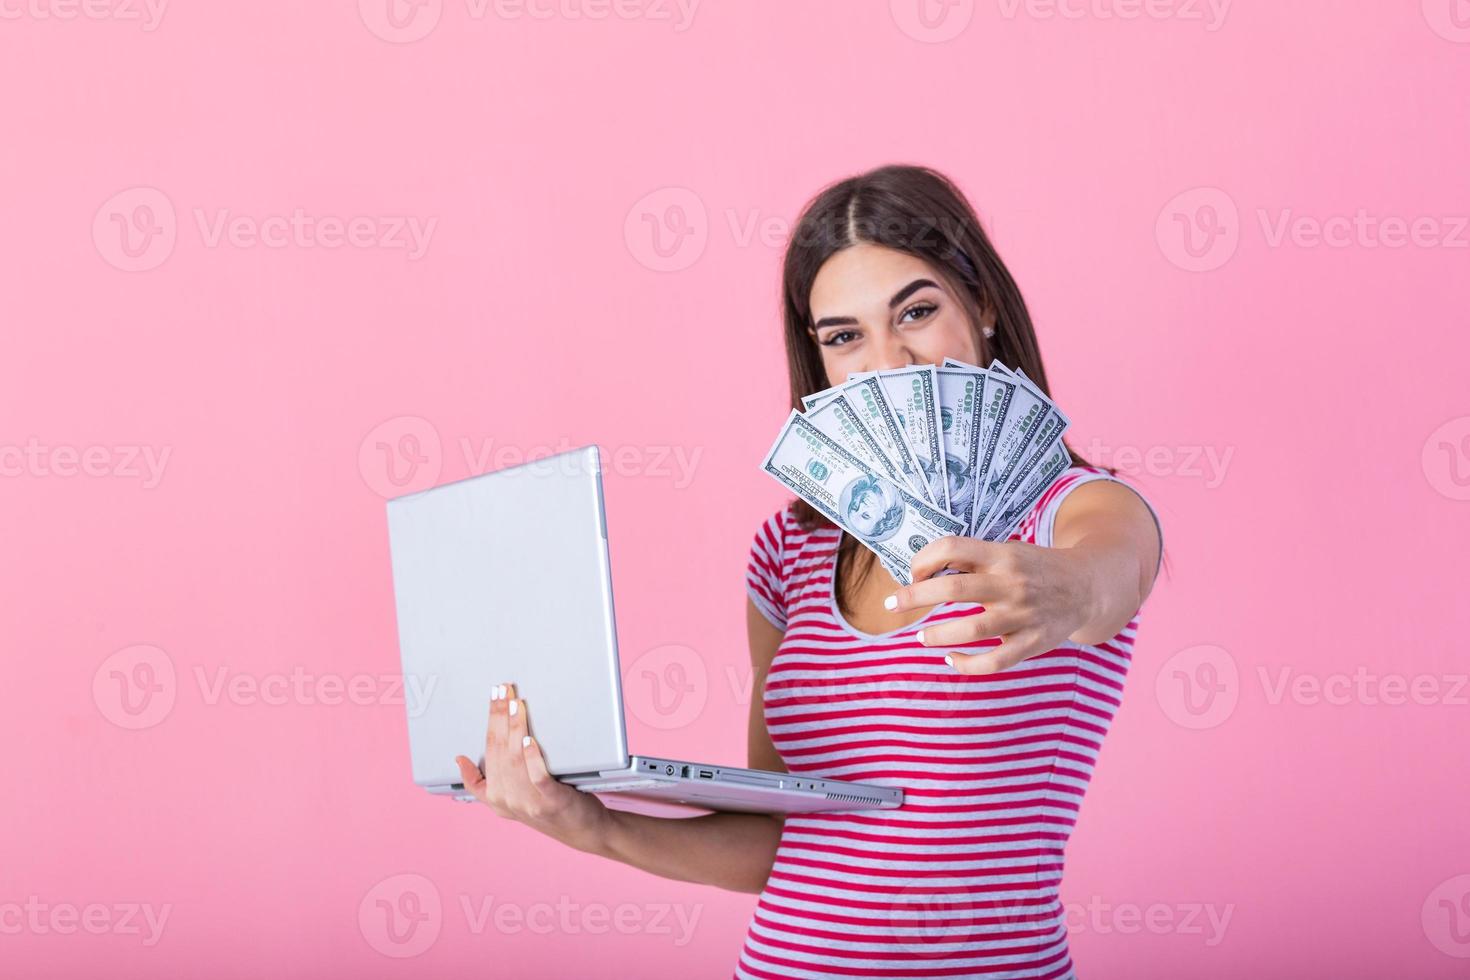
[779,163,1096,616]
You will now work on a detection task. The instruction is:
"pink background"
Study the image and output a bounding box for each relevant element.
[3,1,1468,977]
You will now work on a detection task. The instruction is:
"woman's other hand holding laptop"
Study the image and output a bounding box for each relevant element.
[453,682,612,854]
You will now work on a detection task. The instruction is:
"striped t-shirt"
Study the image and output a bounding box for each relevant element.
[737,466,1152,980]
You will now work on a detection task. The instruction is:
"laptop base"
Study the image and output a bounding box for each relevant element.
[562,755,903,814]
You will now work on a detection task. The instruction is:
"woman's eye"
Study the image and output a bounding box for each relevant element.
[899,303,937,325]
[820,329,860,347]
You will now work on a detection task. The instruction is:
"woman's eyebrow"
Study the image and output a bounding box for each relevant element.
[888,278,940,308]
[812,279,941,330]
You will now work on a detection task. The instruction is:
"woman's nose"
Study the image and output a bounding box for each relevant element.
[867,330,915,372]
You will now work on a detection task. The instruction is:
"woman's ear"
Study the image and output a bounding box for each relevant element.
[976,306,998,359]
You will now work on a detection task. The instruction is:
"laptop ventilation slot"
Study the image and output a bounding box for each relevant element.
[824,791,871,804]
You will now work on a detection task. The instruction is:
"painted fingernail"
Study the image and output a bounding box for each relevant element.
[884,594,898,611]
[916,628,927,645]
[522,735,532,747]
[509,699,519,717]
[944,655,954,667]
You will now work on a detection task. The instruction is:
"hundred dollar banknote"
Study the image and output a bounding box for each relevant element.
[863,365,948,513]
[801,387,840,413]
[977,437,1071,542]
[934,363,989,532]
[760,410,966,584]
[803,371,951,512]
[802,392,906,486]
[833,375,935,506]
[943,357,1019,534]
[975,380,1071,539]
[967,361,1047,536]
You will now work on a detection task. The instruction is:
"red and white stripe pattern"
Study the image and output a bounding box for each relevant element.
[738,467,1144,980]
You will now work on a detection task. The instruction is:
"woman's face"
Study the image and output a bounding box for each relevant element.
[807,243,991,386]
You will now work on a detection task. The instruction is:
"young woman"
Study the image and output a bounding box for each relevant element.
[455,164,1164,979]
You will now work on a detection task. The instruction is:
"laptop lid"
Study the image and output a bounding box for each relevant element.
[385,445,630,788]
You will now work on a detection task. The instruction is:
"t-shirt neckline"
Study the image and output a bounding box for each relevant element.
[825,541,948,641]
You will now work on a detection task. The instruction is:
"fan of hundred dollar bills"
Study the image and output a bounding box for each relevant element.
[760,357,1071,586]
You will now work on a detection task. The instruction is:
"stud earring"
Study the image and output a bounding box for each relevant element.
[982,326,995,339]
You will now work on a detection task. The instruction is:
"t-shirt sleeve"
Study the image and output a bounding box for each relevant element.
[1030,466,1164,571]
[745,508,789,632]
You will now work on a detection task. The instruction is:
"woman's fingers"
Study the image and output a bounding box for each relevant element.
[487,683,509,758]
[522,732,555,791]
[908,536,1005,583]
[456,681,557,819]
[517,701,572,818]
[494,683,539,804]
[893,567,1004,611]
[474,682,521,809]
[947,630,1045,675]
[916,605,1027,648]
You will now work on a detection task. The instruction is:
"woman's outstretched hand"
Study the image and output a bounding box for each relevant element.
[889,537,1097,675]
[454,683,613,854]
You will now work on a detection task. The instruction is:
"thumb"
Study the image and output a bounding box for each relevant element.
[454,755,486,797]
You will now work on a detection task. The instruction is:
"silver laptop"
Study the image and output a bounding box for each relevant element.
[384,444,902,814]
